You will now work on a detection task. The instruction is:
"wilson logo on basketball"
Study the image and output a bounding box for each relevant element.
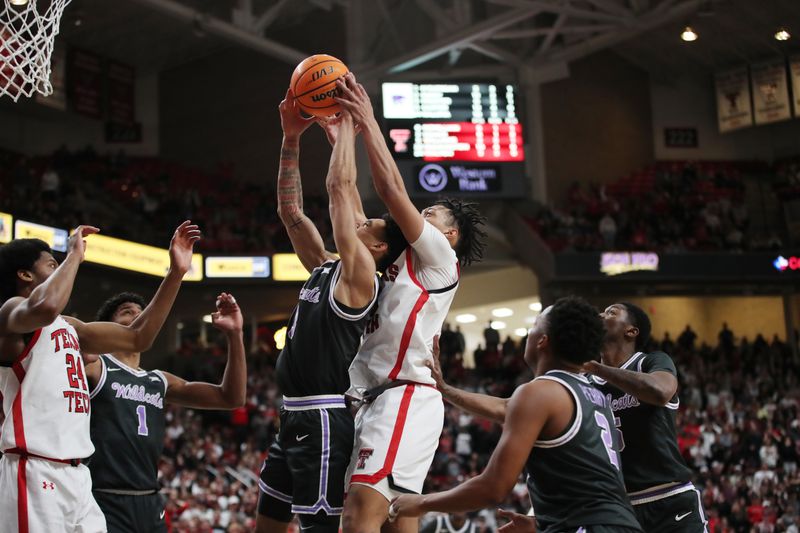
[311,88,339,102]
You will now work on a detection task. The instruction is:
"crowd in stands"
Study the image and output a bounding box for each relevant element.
[0,146,333,255]
[527,160,789,253]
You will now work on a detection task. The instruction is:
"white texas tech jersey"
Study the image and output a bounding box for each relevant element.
[0,316,94,459]
[348,222,459,395]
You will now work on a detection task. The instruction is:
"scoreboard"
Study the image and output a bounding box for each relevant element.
[381,82,527,197]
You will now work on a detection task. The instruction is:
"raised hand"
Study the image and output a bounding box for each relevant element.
[497,509,537,532]
[68,225,100,262]
[279,88,315,140]
[211,293,243,334]
[335,72,375,128]
[168,221,201,276]
[317,112,362,147]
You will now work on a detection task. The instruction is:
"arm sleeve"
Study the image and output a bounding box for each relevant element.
[639,350,677,376]
[410,221,458,268]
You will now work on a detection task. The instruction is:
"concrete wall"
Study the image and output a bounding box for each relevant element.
[651,76,800,162]
[540,51,654,205]
[0,73,159,156]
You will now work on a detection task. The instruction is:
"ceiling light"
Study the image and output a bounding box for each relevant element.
[515,328,529,337]
[490,320,506,330]
[455,313,477,324]
[775,28,791,41]
[524,316,537,324]
[529,302,542,312]
[491,307,513,318]
[202,314,213,324]
[681,26,698,42]
[9,0,29,6]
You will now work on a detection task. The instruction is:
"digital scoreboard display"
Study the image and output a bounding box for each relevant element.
[381,82,527,197]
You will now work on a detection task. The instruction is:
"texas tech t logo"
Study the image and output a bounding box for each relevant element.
[356,448,373,469]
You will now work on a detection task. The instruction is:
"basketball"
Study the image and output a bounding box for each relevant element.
[290,54,348,117]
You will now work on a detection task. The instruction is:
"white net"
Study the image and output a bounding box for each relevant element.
[1,0,71,101]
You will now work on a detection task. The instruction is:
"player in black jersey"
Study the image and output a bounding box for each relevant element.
[584,303,707,532]
[85,291,246,533]
[389,297,642,533]
[256,95,407,533]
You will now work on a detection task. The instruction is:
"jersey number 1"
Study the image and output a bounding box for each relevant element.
[136,405,149,436]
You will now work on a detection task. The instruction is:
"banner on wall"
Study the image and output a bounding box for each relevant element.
[750,59,791,125]
[68,48,104,119]
[715,67,753,132]
[15,220,68,252]
[82,233,203,281]
[107,61,135,124]
[0,212,11,244]
[791,55,800,117]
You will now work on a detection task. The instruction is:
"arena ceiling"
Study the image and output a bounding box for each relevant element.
[58,0,800,79]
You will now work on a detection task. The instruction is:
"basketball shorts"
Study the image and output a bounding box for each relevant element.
[258,395,354,521]
[346,384,444,501]
[93,491,167,533]
[0,453,107,533]
[631,483,708,533]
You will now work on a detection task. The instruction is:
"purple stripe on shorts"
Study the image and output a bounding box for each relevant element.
[283,397,346,407]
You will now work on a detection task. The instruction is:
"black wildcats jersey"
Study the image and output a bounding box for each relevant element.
[276,259,380,397]
[88,354,167,491]
[525,370,641,533]
[589,351,693,492]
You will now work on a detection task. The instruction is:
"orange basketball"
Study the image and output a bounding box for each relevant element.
[290,54,349,117]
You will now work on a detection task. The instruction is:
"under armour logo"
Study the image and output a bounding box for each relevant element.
[356,448,373,469]
[42,481,55,490]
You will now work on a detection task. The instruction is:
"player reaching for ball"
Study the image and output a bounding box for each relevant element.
[255,90,407,533]
[333,72,487,533]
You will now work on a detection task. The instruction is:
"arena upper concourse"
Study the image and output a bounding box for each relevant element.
[1,0,800,531]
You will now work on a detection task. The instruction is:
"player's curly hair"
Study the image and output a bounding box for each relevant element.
[376,214,408,273]
[96,292,147,322]
[0,239,52,303]
[620,302,651,352]
[434,198,487,267]
[546,296,605,365]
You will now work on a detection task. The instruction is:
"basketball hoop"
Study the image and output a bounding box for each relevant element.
[1,0,72,101]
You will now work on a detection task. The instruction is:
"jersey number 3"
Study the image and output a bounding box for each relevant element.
[594,412,621,470]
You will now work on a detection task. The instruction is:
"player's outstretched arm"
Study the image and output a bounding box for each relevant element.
[68,221,200,354]
[0,226,98,343]
[427,335,508,423]
[326,111,378,309]
[584,360,677,406]
[389,381,551,519]
[277,89,336,273]
[336,72,425,244]
[318,115,367,226]
[162,293,246,409]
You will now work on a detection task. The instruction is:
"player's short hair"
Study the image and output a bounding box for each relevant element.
[619,302,651,351]
[546,296,604,365]
[96,292,147,322]
[434,198,487,267]
[0,239,52,302]
[376,213,408,273]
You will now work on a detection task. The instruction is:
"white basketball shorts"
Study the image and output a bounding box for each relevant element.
[346,384,444,501]
[0,454,107,533]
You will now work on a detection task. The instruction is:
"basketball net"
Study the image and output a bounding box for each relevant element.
[1,0,71,102]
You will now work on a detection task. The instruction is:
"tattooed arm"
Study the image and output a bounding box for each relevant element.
[277,89,337,272]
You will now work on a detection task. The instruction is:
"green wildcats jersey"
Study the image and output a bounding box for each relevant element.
[525,370,642,533]
[88,354,167,491]
[589,351,693,492]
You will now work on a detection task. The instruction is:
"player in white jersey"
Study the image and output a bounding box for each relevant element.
[336,72,488,533]
[0,221,199,533]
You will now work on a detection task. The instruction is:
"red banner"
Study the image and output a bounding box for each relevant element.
[68,49,104,119]
[107,61,135,124]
